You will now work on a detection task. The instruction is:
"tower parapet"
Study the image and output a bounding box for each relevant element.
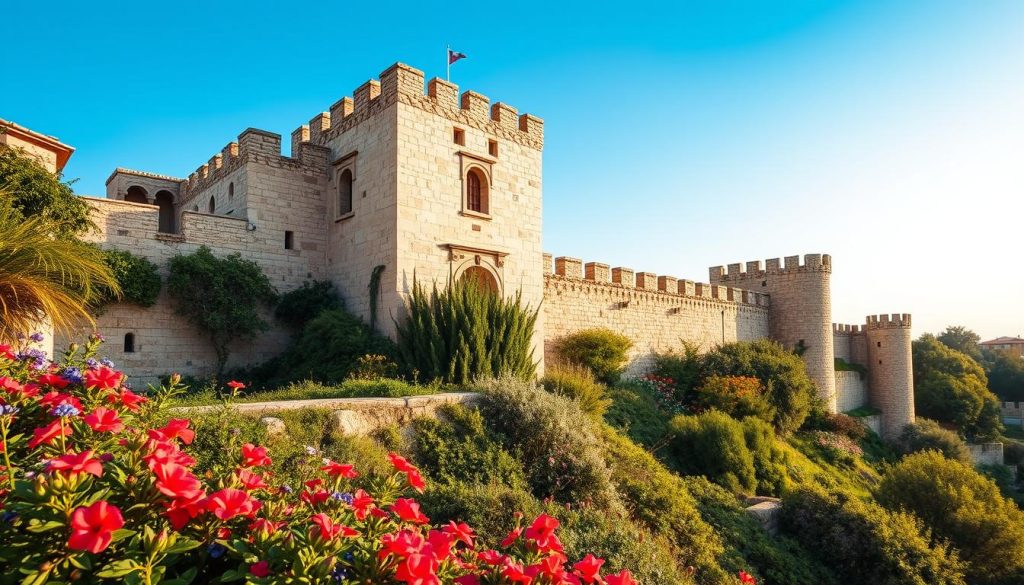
[864,314,914,439]
[711,254,835,411]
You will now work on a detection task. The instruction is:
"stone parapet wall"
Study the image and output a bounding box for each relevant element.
[835,370,868,413]
[968,442,1005,466]
[543,259,770,374]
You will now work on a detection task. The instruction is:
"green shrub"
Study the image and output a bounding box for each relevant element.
[781,485,967,585]
[913,334,1002,440]
[97,249,161,307]
[348,353,400,380]
[653,342,703,392]
[876,450,1024,584]
[742,416,791,496]
[895,418,971,463]
[694,375,774,422]
[270,308,397,385]
[274,280,342,329]
[418,483,543,547]
[553,328,632,383]
[0,143,92,238]
[412,404,526,489]
[541,362,612,418]
[603,379,672,448]
[668,410,757,494]
[396,279,538,384]
[600,428,729,583]
[474,377,617,508]
[683,476,839,585]
[803,410,868,442]
[701,340,816,435]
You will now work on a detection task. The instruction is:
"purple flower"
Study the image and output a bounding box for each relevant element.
[100,358,115,368]
[29,332,44,343]
[85,358,99,369]
[207,543,227,558]
[61,367,84,385]
[51,403,80,418]
[0,404,19,416]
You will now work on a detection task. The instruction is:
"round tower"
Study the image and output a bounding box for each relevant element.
[710,254,836,411]
[864,314,915,440]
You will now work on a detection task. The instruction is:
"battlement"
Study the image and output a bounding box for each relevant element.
[833,323,865,335]
[865,313,912,330]
[710,253,832,283]
[291,62,544,151]
[544,253,769,307]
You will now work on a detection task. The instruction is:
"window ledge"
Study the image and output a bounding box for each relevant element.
[460,210,492,221]
[334,212,355,223]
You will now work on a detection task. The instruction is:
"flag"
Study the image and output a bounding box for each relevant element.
[448,50,467,65]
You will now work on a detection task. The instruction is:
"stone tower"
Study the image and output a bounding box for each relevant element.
[865,314,915,439]
[711,255,836,411]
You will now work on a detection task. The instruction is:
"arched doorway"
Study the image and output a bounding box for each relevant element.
[155,190,175,233]
[459,265,499,294]
[125,185,148,204]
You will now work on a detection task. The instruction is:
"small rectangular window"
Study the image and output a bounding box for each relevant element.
[453,128,465,146]
[488,139,498,157]
[285,231,294,250]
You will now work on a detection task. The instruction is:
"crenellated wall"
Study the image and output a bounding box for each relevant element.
[711,254,836,411]
[543,254,770,374]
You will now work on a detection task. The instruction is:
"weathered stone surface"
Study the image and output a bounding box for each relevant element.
[331,410,375,436]
[744,499,782,537]
[259,416,286,436]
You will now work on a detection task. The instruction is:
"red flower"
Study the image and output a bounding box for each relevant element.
[573,554,605,584]
[67,501,124,553]
[502,561,533,584]
[739,570,757,584]
[151,418,194,444]
[310,513,359,540]
[48,451,103,477]
[36,373,69,389]
[249,561,270,578]
[84,407,124,433]
[525,514,563,554]
[380,529,426,560]
[427,529,454,562]
[249,518,285,536]
[236,468,268,490]
[388,452,426,492]
[477,549,506,565]
[205,488,260,520]
[454,577,481,585]
[107,388,147,411]
[501,527,523,548]
[145,440,196,473]
[442,521,475,548]
[321,460,358,478]
[39,391,83,411]
[605,570,637,585]
[394,553,440,585]
[84,366,122,391]
[28,419,72,448]
[351,488,375,520]
[154,464,204,501]
[0,344,14,360]
[165,496,207,530]
[391,498,430,524]
[301,489,330,506]
[227,380,246,391]
[241,443,272,467]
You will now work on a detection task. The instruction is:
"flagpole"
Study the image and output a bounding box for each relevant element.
[446,44,450,82]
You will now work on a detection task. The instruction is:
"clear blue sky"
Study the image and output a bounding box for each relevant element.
[4,1,1023,339]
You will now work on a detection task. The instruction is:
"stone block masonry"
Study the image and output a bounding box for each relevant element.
[544,254,769,374]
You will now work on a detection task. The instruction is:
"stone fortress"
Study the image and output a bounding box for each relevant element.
[12,61,914,439]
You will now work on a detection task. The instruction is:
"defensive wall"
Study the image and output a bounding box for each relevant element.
[542,254,770,374]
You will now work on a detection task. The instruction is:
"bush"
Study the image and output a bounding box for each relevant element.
[269,308,397,386]
[0,143,92,238]
[348,353,399,380]
[895,418,971,463]
[97,249,161,308]
[412,404,526,489]
[653,341,703,393]
[913,334,1002,440]
[166,246,277,376]
[876,450,1024,584]
[553,328,632,383]
[396,279,538,384]
[694,375,773,422]
[603,379,672,448]
[274,280,343,329]
[541,362,612,418]
[474,377,617,508]
[668,410,757,494]
[701,340,817,435]
[781,486,967,585]
[668,410,792,497]
[803,410,868,441]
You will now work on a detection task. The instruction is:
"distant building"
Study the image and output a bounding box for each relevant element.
[0,118,74,174]
[980,336,1024,358]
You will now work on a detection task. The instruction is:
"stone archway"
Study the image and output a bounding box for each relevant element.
[125,185,148,204]
[459,265,500,294]
[155,190,175,233]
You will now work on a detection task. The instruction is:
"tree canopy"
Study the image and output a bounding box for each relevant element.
[912,334,1001,440]
[936,325,983,361]
[984,349,1024,402]
[0,144,92,238]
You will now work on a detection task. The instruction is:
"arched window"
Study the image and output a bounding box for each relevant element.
[123,333,135,353]
[459,266,499,294]
[208,196,215,214]
[338,169,353,216]
[155,190,175,233]
[125,185,148,204]
[466,167,488,214]
[228,182,234,199]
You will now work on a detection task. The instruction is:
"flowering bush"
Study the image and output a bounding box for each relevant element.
[811,431,863,464]
[0,335,638,584]
[635,375,688,414]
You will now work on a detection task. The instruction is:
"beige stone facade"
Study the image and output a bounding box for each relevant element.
[24,60,913,434]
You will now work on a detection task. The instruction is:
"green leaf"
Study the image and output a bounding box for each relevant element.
[68,554,93,570]
[162,567,197,585]
[165,537,202,554]
[25,520,64,533]
[95,559,140,578]
[110,528,137,543]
